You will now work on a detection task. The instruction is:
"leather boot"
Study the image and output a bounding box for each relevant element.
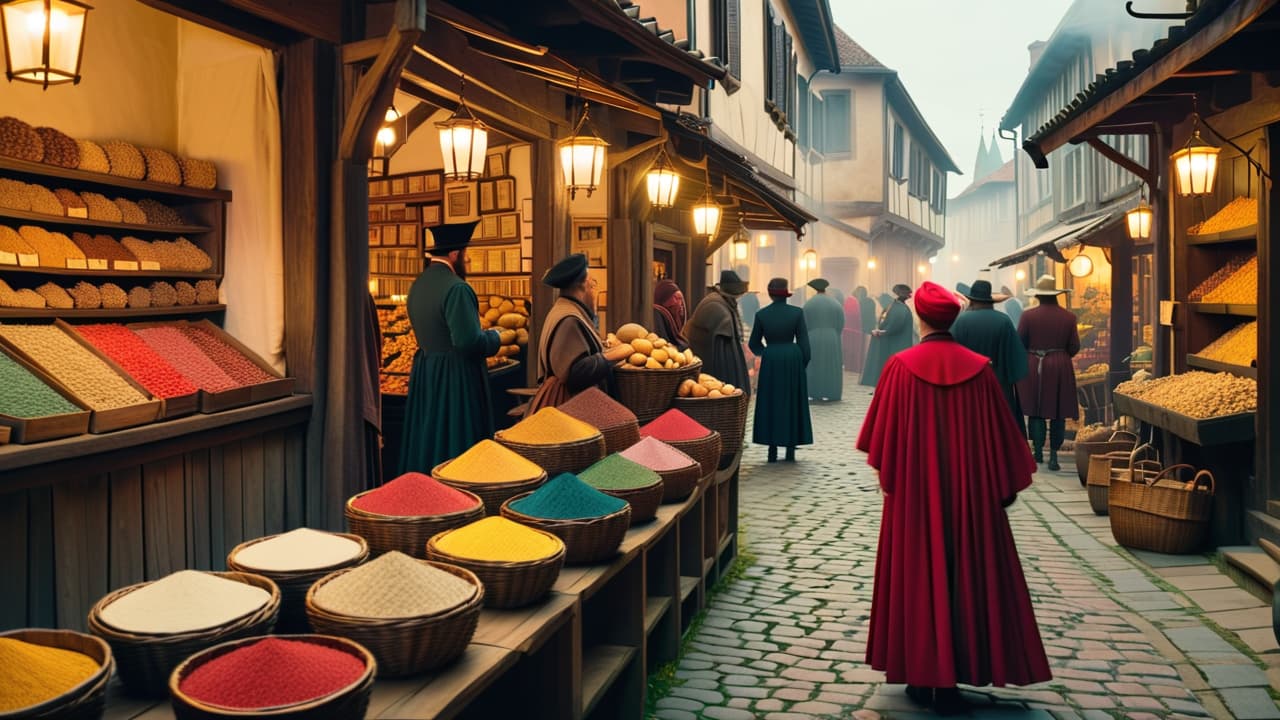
[1048,450,1061,471]
[767,446,778,463]
[1028,419,1046,464]
[785,447,796,462]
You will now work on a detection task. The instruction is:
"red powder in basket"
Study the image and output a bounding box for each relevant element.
[558,387,636,428]
[620,437,698,471]
[639,409,710,441]
[179,637,365,709]
[352,472,477,516]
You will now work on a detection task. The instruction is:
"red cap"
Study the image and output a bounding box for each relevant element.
[913,281,961,328]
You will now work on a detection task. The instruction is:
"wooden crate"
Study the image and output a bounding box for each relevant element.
[56,320,198,420]
[1113,392,1255,446]
[0,341,91,442]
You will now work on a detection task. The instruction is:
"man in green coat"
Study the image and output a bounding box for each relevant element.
[399,221,501,474]
[803,278,844,401]
[952,279,1028,431]
[860,284,914,387]
[685,270,751,396]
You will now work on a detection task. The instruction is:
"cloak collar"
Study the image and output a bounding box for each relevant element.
[896,333,990,387]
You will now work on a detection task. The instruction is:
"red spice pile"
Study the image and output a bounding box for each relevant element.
[74,324,198,399]
[182,326,275,385]
[639,409,711,441]
[352,472,478,516]
[558,387,636,429]
[178,637,365,710]
[134,326,238,392]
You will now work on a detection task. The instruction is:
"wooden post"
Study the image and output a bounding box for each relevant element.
[1258,124,1279,519]
[1109,233,1135,393]
[1154,124,1173,377]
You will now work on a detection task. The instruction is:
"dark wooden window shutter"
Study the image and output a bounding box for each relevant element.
[726,0,740,78]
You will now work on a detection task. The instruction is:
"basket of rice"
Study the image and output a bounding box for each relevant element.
[432,439,548,515]
[578,453,664,525]
[0,629,113,720]
[557,387,640,455]
[494,407,606,476]
[345,472,485,558]
[620,437,702,502]
[671,373,749,456]
[305,552,482,677]
[427,517,564,608]
[226,529,368,633]
[640,409,723,480]
[87,570,280,697]
[168,635,374,719]
[500,473,631,564]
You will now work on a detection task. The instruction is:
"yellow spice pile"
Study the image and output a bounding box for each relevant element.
[497,407,600,445]
[434,517,562,562]
[436,439,544,483]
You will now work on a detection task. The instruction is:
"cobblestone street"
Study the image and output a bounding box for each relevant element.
[653,375,1280,719]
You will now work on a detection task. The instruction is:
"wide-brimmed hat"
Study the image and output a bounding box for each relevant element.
[807,278,829,292]
[717,270,748,295]
[426,221,479,252]
[892,283,912,300]
[1025,274,1070,297]
[767,278,792,297]
[963,279,996,303]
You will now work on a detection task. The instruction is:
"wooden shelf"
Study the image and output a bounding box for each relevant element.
[1112,392,1254,446]
[370,272,418,279]
[679,576,699,602]
[370,192,443,204]
[581,644,637,717]
[0,155,232,202]
[1187,354,1257,379]
[644,596,671,636]
[0,265,219,280]
[0,206,210,236]
[1186,224,1258,245]
[1187,302,1257,317]
[469,272,526,278]
[0,304,225,319]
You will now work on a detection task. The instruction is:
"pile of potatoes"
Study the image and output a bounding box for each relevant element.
[678,373,743,399]
[605,323,699,370]
[481,295,529,361]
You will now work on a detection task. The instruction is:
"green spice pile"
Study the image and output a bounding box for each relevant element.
[0,351,80,418]
[508,472,627,520]
[579,454,661,490]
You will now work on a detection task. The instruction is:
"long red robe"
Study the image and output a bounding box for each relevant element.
[856,334,1050,688]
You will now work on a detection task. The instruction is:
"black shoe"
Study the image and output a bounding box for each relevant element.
[767,446,778,463]
[1048,453,1061,472]
[904,685,932,707]
[1033,450,1044,464]
[784,447,796,462]
[932,688,969,716]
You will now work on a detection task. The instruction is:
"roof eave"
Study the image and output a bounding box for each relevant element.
[885,75,961,174]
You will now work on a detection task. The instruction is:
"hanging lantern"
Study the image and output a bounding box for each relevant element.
[757,233,770,248]
[917,263,927,275]
[1126,197,1153,240]
[691,163,721,237]
[1171,128,1219,196]
[1015,269,1026,281]
[732,231,748,260]
[1,0,90,88]
[645,147,680,208]
[376,126,395,147]
[437,76,488,181]
[384,105,400,123]
[802,249,818,271]
[867,256,877,270]
[1068,252,1094,278]
[928,255,938,265]
[559,85,608,199]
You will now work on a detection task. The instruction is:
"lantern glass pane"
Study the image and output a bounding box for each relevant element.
[1172,145,1219,196]
[438,119,487,180]
[3,0,85,84]
[647,169,679,207]
[46,1,84,79]
[692,203,721,236]
[733,241,747,260]
[1126,207,1152,240]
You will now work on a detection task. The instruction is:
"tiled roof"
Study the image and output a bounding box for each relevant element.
[612,0,727,71]
[952,160,1014,202]
[833,25,886,69]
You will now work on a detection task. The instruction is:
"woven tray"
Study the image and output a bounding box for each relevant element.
[615,361,701,424]
[168,634,376,719]
[344,488,485,559]
[305,561,483,677]
[658,431,723,480]
[656,460,702,503]
[426,529,565,609]
[670,392,748,457]
[226,532,370,633]
[431,462,547,516]
[597,479,664,525]
[493,434,605,477]
[1110,464,1215,554]
[0,629,113,719]
[87,572,280,698]
[500,497,632,564]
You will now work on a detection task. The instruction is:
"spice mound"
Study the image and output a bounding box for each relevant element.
[352,472,478,516]
[133,326,238,392]
[73,324,198,400]
[620,437,698,472]
[97,570,270,634]
[580,454,661,490]
[435,439,543,484]
[0,324,147,410]
[509,472,627,520]
[498,407,600,445]
[1115,370,1256,418]
[640,409,711,441]
[434,517,562,562]
[178,637,365,710]
[0,637,100,712]
[0,351,81,419]
[313,550,476,618]
[558,387,637,428]
[233,528,363,573]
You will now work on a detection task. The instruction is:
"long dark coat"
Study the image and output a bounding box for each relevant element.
[685,290,751,396]
[1015,301,1080,419]
[749,299,812,447]
[951,307,1028,429]
[804,292,844,400]
[860,300,913,387]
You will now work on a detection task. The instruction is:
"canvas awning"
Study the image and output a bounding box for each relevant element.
[989,209,1123,268]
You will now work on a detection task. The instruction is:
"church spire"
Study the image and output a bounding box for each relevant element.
[973,133,990,179]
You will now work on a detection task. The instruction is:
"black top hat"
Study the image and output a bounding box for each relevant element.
[426,221,479,252]
[717,270,748,295]
[963,279,996,303]
[767,278,792,297]
[807,278,829,292]
[542,253,589,289]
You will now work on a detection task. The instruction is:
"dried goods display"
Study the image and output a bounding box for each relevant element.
[0,225,34,255]
[432,516,561,562]
[481,294,529,366]
[0,324,148,410]
[1188,254,1252,301]
[0,279,45,308]
[100,283,128,309]
[150,281,178,307]
[134,326,238,392]
[0,116,42,162]
[378,305,410,334]
[114,197,148,225]
[1189,196,1257,235]
[312,550,475,618]
[68,282,101,309]
[102,140,146,180]
[80,192,123,222]
[127,285,151,308]
[96,570,270,634]
[1076,362,1109,382]
[34,127,78,168]
[27,184,62,215]
[140,147,182,185]
[76,139,111,174]
[138,198,184,225]
[509,472,626,520]
[380,374,409,395]
[352,472,479,514]
[18,226,84,268]
[0,636,100,712]
[382,333,417,374]
[180,157,218,189]
[54,188,87,215]
[604,322,699,369]
[1202,256,1257,304]
[677,372,743,398]
[73,324,199,399]
[181,325,275,385]
[0,178,30,211]
[175,637,365,712]
[120,237,212,271]
[195,279,219,304]
[1196,320,1257,366]
[435,440,544,484]
[1115,370,1256,418]
[72,232,137,267]
[34,282,73,309]
[174,281,197,306]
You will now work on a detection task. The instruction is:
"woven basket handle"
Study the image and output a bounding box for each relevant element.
[1192,469,1216,494]
[1108,430,1139,444]
[1151,463,1197,487]
[1128,443,1158,472]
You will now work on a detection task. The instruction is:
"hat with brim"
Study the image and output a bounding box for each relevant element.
[718,270,748,296]
[962,279,996,303]
[427,221,479,252]
[542,253,589,289]
[892,283,912,300]
[767,278,792,298]
[807,278,829,292]
[1026,274,1070,297]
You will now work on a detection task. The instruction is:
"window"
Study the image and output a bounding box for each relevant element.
[812,95,826,153]
[796,75,810,148]
[711,0,741,78]
[891,123,904,178]
[822,90,851,154]
[908,144,929,199]
[1061,147,1084,208]
[763,4,794,131]
[930,168,944,211]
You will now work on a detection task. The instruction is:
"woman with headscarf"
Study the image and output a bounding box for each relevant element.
[860,285,915,387]
[652,278,690,350]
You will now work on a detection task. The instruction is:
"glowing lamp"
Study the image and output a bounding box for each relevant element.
[1015,269,1027,281]
[1,0,90,88]
[692,198,721,237]
[437,79,488,181]
[1068,253,1093,278]
[802,249,818,271]
[867,257,877,270]
[1171,130,1219,196]
[1126,199,1153,240]
[645,148,680,208]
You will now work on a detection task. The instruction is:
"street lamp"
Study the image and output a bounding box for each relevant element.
[1126,196,1153,240]
[645,147,680,208]
[732,231,748,260]
[1,0,90,88]
[437,76,488,181]
[691,164,721,237]
[1171,122,1219,196]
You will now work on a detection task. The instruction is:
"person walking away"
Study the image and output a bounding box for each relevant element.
[530,253,633,413]
[952,279,1028,433]
[749,278,813,462]
[738,290,761,331]
[803,278,844,401]
[855,287,877,362]
[857,281,1050,715]
[842,289,866,374]
[1002,285,1024,327]
[1016,275,1080,470]
[652,278,690,350]
[685,270,751,395]
[399,221,502,474]
[860,284,914,387]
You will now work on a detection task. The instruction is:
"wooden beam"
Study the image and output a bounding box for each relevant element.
[137,0,291,48]
[222,0,343,44]
[1086,136,1157,190]
[338,0,426,162]
[400,46,559,140]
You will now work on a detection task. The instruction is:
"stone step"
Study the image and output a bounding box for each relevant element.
[1260,538,1280,566]
[1222,545,1280,602]
[1268,499,1280,519]
[1246,509,1280,550]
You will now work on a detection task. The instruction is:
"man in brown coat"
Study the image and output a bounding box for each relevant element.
[1015,275,1080,471]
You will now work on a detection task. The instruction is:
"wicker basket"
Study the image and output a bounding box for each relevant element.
[597,421,641,456]
[1110,464,1215,554]
[1087,444,1159,516]
[344,488,485,558]
[87,572,280,698]
[426,528,565,608]
[500,496,632,564]
[0,629,113,719]
[432,461,547,516]
[168,634,375,719]
[1073,430,1138,486]
[226,532,370,633]
[655,460,702,502]
[493,434,606,478]
[615,361,701,424]
[598,479,664,525]
[656,431,723,480]
[671,392,749,456]
[305,562,483,677]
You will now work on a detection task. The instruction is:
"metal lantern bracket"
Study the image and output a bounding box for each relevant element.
[1196,111,1273,185]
